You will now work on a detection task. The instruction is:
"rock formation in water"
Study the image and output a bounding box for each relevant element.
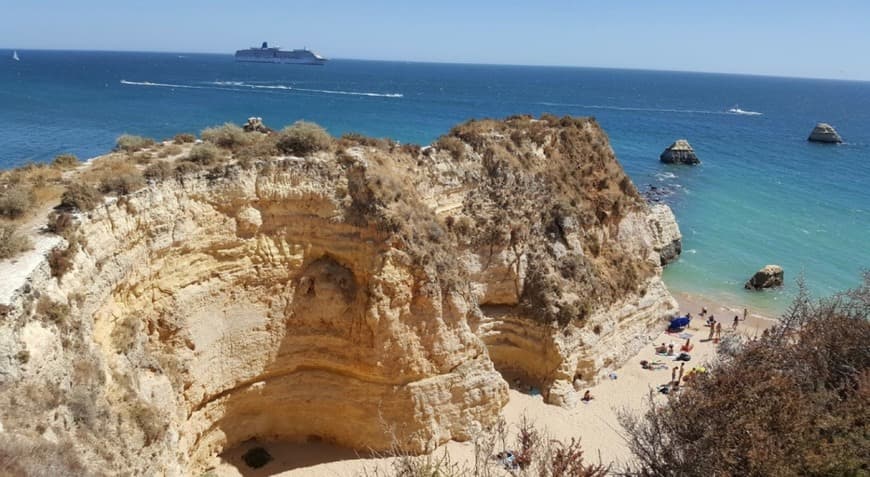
[0,115,679,474]
[745,264,784,290]
[660,139,700,165]
[807,123,843,143]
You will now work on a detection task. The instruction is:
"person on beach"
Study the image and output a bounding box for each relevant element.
[733,315,739,329]
[681,338,693,352]
[582,390,594,402]
[706,314,716,327]
[671,366,678,384]
[743,308,748,321]
[678,362,685,383]
[655,342,667,354]
[708,321,716,341]
[715,322,723,342]
[700,307,707,317]
[667,343,674,356]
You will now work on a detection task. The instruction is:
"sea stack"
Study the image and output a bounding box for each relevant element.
[660,139,700,165]
[745,264,784,290]
[807,123,843,143]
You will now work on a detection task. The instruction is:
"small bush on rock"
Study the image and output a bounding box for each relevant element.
[184,143,226,166]
[0,185,34,218]
[60,183,102,211]
[202,123,251,150]
[52,154,80,169]
[100,171,145,195]
[275,121,332,156]
[172,133,196,144]
[0,224,33,260]
[115,134,155,153]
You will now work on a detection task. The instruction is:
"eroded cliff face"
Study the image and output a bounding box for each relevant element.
[0,115,678,474]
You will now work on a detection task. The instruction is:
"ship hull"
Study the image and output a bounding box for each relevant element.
[235,56,326,65]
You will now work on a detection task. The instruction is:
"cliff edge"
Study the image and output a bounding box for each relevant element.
[0,115,679,474]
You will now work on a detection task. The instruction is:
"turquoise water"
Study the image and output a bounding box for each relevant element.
[2,50,869,313]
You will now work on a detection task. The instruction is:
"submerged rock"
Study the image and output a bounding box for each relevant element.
[660,139,700,165]
[807,123,842,143]
[745,265,784,290]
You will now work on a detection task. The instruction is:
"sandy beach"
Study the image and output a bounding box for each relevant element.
[210,293,778,476]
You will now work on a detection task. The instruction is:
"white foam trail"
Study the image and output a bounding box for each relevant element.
[120,80,206,89]
[208,80,403,98]
[727,109,763,116]
[536,101,727,115]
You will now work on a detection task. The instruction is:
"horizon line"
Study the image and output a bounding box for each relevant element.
[4,47,869,84]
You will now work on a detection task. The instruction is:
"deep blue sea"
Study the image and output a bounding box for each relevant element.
[3,50,869,314]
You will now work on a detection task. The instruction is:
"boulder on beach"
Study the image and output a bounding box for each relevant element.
[660,139,700,165]
[807,123,842,143]
[745,264,784,290]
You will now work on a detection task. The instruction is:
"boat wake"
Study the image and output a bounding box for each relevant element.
[209,81,403,98]
[536,102,730,116]
[120,79,403,98]
[726,106,763,116]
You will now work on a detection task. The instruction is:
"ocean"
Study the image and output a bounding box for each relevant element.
[2,50,869,315]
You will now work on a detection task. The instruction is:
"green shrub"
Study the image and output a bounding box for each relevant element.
[0,185,34,218]
[172,133,196,144]
[275,121,332,156]
[0,224,33,260]
[201,123,251,149]
[60,183,102,211]
[174,161,203,180]
[52,153,80,169]
[184,143,226,166]
[114,134,155,152]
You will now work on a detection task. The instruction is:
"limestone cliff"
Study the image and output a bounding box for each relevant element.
[0,115,678,474]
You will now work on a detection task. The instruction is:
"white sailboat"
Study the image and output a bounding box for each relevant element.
[12,50,19,61]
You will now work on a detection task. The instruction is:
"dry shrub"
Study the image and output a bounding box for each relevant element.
[60,183,102,211]
[235,135,278,166]
[275,121,332,156]
[156,144,183,158]
[201,122,252,149]
[435,135,466,160]
[46,211,75,237]
[173,161,203,180]
[172,133,196,144]
[114,134,155,152]
[379,417,607,477]
[184,143,226,166]
[0,184,34,218]
[143,161,173,181]
[52,153,80,169]
[36,296,70,325]
[0,434,87,477]
[100,171,145,195]
[48,239,78,278]
[620,279,870,476]
[0,224,33,260]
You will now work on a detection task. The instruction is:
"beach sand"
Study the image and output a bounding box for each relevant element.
[212,294,778,476]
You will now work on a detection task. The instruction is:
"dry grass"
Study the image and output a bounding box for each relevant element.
[172,133,196,144]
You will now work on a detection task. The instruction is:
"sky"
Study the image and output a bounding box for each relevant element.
[2,0,869,81]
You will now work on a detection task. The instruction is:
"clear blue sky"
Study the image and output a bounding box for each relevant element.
[2,0,869,80]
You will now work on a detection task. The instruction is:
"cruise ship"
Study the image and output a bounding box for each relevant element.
[235,42,327,65]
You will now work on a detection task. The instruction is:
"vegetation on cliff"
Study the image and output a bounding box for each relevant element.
[620,276,870,476]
